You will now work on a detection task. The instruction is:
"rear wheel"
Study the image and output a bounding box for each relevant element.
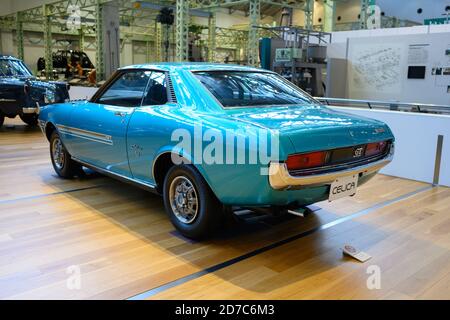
[49,131,82,178]
[163,165,223,239]
[20,114,38,126]
[0,113,4,127]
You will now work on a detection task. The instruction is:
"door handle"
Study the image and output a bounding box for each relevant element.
[114,111,126,117]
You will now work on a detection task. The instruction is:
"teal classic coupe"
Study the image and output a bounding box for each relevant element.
[38,63,394,239]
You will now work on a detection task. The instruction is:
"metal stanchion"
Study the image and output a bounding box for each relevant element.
[432,135,444,186]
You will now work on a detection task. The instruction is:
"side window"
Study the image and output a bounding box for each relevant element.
[142,71,168,106]
[97,70,151,107]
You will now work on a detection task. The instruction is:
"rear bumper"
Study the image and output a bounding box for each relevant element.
[22,103,40,114]
[269,144,394,190]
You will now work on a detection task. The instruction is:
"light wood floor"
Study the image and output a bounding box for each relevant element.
[0,117,449,300]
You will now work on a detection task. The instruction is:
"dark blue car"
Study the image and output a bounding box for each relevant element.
[0,55,69,127]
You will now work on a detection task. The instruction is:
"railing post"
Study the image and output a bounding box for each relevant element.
[433,135,444,186]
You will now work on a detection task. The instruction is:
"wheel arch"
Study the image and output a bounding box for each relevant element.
[152,150,217,198]
[45,122,57,141]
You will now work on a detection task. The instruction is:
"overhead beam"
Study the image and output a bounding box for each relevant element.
[190,0,248,10]
[260,0,303,9]
[133,1,211,18]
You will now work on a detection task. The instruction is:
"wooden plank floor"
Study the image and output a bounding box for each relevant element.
[0,117,449,300]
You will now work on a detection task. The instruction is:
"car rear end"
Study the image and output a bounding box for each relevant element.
[269,139,394,199]
[232,107,395,204]
[190,67,395,206]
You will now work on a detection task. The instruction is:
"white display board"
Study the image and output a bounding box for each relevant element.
[348,43,403,95]
[345,32,450,105]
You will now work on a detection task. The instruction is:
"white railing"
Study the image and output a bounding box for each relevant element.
[315,97,450,115]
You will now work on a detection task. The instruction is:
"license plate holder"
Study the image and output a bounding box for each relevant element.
[329,175,358,201]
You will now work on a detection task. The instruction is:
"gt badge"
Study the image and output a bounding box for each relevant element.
[353,147,364,158]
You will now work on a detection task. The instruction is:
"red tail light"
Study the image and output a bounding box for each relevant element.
[365,141,387,157]
[286,151,327,170]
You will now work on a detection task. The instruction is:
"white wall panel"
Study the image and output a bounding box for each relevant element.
[331,107,450,187]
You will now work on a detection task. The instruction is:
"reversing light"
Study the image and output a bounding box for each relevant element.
[286,151,327,171]
[365,141,387,157]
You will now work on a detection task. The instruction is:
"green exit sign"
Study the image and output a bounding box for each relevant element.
[424,17,449,25]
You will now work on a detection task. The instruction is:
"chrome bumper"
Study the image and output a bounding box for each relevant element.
[22,103,40,114]
[269,145,394,190]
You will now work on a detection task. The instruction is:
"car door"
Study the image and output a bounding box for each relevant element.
[66,69,152,177]
[127,70,173,183]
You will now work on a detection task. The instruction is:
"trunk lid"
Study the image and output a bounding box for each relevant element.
[227,104,394,154]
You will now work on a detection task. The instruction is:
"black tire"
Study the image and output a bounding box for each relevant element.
[49,131,82,178]
[20,114,38,126]
[0,113,4,127]
[163,165,223,239]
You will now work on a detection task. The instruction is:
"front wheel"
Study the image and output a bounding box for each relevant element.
[163,165,223,239]
[49,131,82,178]
[20,114,38,126]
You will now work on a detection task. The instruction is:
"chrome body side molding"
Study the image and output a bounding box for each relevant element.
[72,157,158,193]
[56,124,113,145]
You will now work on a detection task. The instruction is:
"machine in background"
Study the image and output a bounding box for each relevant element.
[259,27,331,97]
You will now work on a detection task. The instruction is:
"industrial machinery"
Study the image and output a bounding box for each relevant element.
[37,50,95,82]
[259,26,331,97]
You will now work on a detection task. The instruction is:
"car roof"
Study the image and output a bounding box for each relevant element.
[119,62,269,73]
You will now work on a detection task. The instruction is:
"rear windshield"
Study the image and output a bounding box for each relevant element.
[194,71,316,108]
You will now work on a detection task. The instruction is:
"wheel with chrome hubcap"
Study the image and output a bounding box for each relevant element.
[169,176,199,224]
[52,137,65,170]
[49,131,82,178]
[163,165,223,239]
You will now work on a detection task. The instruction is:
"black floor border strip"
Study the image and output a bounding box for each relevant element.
[127,185,434,300]
[0,185,103,205]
